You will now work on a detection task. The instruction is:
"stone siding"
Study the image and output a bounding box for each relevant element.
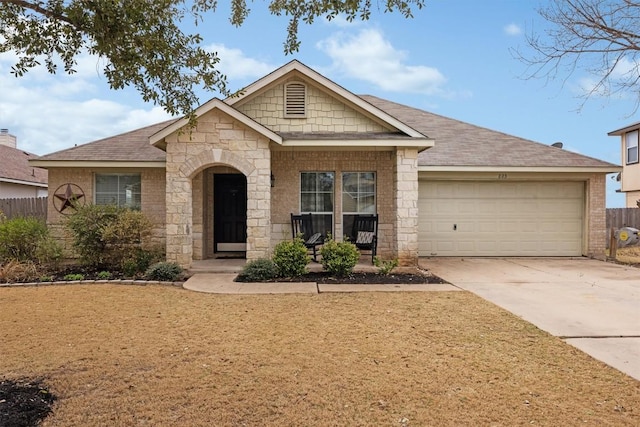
[237,79,390,133]
[164,108,271,268]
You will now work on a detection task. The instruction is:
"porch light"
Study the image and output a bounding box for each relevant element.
[271,172,275,188]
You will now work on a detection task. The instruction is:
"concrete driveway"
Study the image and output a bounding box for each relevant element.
[419,257,640,381]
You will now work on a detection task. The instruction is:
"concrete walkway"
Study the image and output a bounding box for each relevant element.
[183,273,459,294]
[420,257,640,381]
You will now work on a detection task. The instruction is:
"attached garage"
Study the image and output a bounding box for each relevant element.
[418,180,585,256]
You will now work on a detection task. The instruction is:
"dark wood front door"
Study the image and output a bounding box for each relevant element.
[214,174,247,252]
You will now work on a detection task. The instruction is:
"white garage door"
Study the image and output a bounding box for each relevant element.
[418,181,584,256]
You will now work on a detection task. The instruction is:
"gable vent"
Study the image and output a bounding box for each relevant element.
[284,82,306,118]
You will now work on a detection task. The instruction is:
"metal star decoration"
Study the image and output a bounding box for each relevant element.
[53,183,85,214]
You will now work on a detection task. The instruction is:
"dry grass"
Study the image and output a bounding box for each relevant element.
[613,246,640,265]
[1,285,638,426]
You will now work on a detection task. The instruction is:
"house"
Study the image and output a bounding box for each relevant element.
[30,60,620,268]
[608,122,640,207]
[0,129,48,199]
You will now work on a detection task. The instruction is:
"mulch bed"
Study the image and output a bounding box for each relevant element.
[0,378,56,427]
[238,271,449,284]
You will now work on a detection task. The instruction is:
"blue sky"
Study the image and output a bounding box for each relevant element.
[0,0,637,206]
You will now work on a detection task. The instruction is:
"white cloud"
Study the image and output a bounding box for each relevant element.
[0,51,172,155]
[316,28,448,96]
[206,43,274,81]
[504,23,522,36]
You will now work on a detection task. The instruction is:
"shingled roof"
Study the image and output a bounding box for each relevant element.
[32,96,617,171]
[0,144,48,185]
[34,120,176,163]
[361,95,618,169]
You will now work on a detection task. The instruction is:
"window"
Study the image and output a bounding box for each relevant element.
[626,130,639,164]
[342,172,376,239]
[95,174,141,209]
[300,172,333,236]
[284,82,306,118]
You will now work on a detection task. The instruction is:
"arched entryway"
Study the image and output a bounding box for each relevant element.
[166,147,271,268]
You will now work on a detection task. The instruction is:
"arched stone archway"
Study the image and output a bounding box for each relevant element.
[164,135,272,269]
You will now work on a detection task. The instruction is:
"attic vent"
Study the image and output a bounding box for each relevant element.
[284,82,306,118]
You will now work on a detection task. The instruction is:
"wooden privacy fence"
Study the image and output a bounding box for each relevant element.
[606,208,640,247]
[0,197,48,221]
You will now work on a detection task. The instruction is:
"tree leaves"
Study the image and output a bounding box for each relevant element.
[0,0,424,119]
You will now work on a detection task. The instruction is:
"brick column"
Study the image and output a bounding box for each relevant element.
[395,148,419,266]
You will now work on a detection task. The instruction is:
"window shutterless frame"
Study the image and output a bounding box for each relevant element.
[300,171,334,237]
[94,173,141,209]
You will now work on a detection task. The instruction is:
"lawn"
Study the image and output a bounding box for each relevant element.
[1,285,638,426]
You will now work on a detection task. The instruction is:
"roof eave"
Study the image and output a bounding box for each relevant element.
[0,177,48,187]
[608,122,640,136]
[281,138,434,150]
[418,165,622,173]
[28,160,166,168]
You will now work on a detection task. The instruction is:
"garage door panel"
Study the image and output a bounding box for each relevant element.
[419,181,584,256]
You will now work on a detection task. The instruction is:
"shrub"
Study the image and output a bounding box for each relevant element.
[97,271,113,280]
[237,258,279,282]
[0,260,40,283]
[145,262,183,282]
[320,238,360,277]
[272,238,309,277]
[63,273,84,281]
[373,257,399,275]
[66,204,152,271]
[0,217,60,263]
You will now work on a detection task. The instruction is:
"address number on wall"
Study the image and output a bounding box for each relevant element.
[497,173,508,180]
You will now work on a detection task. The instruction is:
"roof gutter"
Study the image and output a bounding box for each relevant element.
[418,165,622,173]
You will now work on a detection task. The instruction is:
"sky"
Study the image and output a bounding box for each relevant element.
[0,0,637,207]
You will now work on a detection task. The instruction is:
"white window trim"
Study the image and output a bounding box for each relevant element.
[626,130,639,165]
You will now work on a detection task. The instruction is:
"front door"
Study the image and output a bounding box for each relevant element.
[214,174,247,252]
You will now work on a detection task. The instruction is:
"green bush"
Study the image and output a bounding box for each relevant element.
[63,273,84,281]
[0,217,60,264]
[66,204,152,270]
[97,271,113,280]
[320,238,360,277]
[237,258,279,282]
[373,257,399,275]
[272,238,309,277]
[145,262,183,282]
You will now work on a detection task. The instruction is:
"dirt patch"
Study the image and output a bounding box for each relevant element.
[0,378,56,427]
[1,285,638,426]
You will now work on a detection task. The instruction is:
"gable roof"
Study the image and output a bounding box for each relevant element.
[149,98,282,149]
[362,95,620,172]
[227,60,428,140]
[30,120,174,167]
[0,144,48,186]
[30,92,619,173]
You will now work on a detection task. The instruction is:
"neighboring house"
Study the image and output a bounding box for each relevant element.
[30,61,620,268]
[0,129,48,199]
[608,122,640,207]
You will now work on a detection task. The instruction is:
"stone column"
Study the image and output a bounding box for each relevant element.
[395,148,419,266]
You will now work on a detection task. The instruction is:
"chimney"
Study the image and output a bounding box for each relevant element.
[0,129,17,148]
